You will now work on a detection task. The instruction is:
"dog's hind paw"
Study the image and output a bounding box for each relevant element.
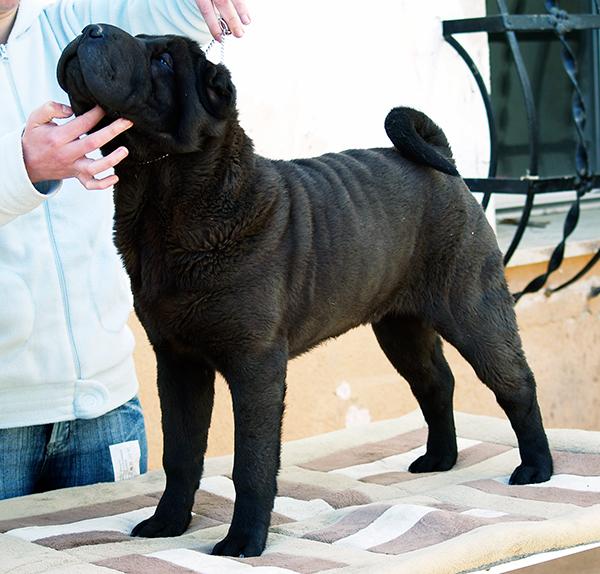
[509,463,552,485]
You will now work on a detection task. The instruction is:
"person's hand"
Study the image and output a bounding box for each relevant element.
[196,0,250,41]
[22,102,133,190]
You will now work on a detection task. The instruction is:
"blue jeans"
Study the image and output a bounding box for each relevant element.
[0,396,148,500]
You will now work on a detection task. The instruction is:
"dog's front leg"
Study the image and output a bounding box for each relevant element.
[212,345,288,558]
[132,348,215,538]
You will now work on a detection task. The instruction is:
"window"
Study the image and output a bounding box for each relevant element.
[488,0,598,183]
[484,0,600,258]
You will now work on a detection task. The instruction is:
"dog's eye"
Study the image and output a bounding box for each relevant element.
[155,52,173,70]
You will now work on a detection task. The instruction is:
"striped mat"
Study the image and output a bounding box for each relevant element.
[1,411,600,574]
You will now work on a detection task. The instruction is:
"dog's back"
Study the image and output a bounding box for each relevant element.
[259,112,477,356]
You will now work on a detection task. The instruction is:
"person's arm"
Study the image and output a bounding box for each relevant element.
[0,125,58,226]
[43,0,249,49]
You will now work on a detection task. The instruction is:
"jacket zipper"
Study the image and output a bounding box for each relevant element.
[2,43,83,379]
[43,204,82,378]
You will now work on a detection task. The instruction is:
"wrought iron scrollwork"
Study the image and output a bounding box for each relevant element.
[443,0,600,301]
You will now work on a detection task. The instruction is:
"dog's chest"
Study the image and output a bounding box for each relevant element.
[135,280,242,356]
[120,209,239,348]
[131,247,230,349]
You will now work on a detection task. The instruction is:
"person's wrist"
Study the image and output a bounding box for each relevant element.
[21,136,43,185]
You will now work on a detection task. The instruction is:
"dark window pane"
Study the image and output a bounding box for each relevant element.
[486,0,598,177]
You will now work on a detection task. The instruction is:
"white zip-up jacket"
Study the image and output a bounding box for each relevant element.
[0,0,210,428]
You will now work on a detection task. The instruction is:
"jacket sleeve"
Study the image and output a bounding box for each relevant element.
[0,127,60,227]
[43,0,212,49]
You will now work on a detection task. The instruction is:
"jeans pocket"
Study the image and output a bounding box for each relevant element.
[114,396,148,474]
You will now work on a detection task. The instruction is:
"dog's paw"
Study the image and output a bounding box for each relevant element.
[212,531,266,558]
[131,513,191,538]
[509,463,552,485]
[408,452,456,474]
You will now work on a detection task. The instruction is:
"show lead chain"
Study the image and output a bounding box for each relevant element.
[204,17,231,64]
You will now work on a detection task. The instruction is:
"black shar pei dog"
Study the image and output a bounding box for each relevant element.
[58,24,553,557]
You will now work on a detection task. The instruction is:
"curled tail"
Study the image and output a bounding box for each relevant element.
[384,107,459,177]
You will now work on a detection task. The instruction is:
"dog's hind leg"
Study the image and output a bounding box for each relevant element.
[212,344,288,558]
[131,349,215,538]
[433,274,553,485]
[372,314,458,473]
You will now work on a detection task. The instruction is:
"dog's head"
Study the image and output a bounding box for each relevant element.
[57,24,236,154]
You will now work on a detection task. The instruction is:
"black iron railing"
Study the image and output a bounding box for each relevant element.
[443,0,600,301]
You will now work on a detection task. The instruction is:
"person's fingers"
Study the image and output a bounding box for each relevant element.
[68,117,133,157]
[78,173,120,191]
[232,0,250,25]
[56,105,107,143]
[27,101,73,128]
[84,146,129,177]
[212,0,245,37]
[196,0,223,40]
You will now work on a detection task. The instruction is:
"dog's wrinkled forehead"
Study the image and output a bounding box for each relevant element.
[57,23,236,152]
[137,32,207,65]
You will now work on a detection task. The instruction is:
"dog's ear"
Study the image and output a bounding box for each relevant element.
[197,60,236,119]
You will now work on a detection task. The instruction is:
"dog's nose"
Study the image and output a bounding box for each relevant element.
[82,24,104,39]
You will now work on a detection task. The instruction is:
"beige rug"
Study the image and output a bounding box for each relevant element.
[1,411,599,574]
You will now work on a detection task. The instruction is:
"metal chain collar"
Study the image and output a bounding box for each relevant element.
[204,17,232,64]
[138,152,171,166]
